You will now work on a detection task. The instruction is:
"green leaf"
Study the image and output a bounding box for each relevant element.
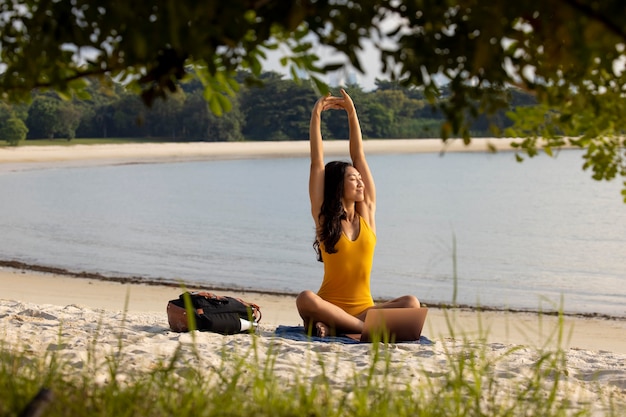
[310,76,329,96]
[322,63,344,72]
[216,93,232,113]
[250,56,262,75]
[544,146,553,157]
[441,122,451,141]
[55,90,72,101]
[462,129,471,145]
[74,89,92,101]
[289,66,300,83]
[202,84,214,102]
[291,43,313,54]
[559,113,572,123]
[208,94,223,116]
[226,77,240,93]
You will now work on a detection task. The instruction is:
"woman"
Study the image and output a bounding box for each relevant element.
[296,89,420,337]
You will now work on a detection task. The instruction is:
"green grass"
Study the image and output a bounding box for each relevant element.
[1,309,621,417]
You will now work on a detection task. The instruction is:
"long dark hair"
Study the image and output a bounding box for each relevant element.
[313,160,352,262]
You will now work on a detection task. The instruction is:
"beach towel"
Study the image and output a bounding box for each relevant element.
[274,325,434,345]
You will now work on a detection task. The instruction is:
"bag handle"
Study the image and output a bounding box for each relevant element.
[191,291,262,323]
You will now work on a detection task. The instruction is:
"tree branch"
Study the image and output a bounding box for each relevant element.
[560,0,626,43]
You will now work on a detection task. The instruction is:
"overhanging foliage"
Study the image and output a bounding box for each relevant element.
[0,1,624,199]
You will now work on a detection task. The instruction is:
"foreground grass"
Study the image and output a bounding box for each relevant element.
[1,312,620,417]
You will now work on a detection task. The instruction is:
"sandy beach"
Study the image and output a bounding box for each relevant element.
[1,267,625,352]
[1,141,624,414]
[1,268,625,415]
[0,138,522,171]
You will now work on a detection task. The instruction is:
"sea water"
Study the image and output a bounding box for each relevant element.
[0,149,624,317]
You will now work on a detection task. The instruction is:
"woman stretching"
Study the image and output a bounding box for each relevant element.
[296,89,420,337]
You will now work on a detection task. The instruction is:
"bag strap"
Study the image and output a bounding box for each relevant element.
[191,291,224,301]
[191,291,262,323]
[231,297,262,323]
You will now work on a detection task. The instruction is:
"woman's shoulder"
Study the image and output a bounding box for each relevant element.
[358,213,376,237]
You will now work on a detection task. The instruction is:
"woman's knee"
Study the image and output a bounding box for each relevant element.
[296,290,318,311]
[400,295,421,308]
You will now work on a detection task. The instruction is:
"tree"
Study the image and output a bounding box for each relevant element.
[179,91,212,140]
[146,93,185,139]
[26,96,59,139]
[0,117,28,145]
[110,93,148,137]
[0,1,624,199]
[1,100,29,144]
[240,72,317,140]
[206,98,245,142]
[75,78,123,138]
[0,102,12,126]
[55,101,82,140]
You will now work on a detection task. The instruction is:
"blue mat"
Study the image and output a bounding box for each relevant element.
[273,325,434,345]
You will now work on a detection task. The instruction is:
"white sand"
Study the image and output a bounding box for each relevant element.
[1,141,623,413]
[1,270,624,415]
[1,269,625,352]
[0,139,523,171]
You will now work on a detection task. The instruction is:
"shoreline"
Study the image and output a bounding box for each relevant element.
[2,264,625,354]
[2,259,623,321]
[0,138,529,171]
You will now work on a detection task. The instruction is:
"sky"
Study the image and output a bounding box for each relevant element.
[261,39,387,92]
[258,13,408,92]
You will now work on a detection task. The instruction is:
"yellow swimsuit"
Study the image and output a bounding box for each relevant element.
[317,216,376,316]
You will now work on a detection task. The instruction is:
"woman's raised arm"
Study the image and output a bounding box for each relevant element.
[340,89,376,230]
[309,96,328,225]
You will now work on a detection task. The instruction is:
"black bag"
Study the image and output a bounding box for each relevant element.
[167,291,262,334]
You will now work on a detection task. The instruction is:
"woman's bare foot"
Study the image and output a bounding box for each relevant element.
[315,322,330,338]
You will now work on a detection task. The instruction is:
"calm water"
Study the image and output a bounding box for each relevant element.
[0,150,624,317]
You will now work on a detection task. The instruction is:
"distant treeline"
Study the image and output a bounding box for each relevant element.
[0,71,537,144]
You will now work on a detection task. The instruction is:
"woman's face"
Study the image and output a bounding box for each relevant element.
[343,166,364,202]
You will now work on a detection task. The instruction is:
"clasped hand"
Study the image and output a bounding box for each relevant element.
[313,89,356,116]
